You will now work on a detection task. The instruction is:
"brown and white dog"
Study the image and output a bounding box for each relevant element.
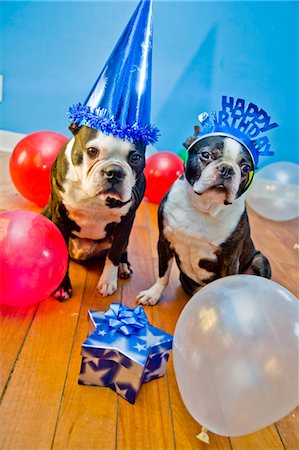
[43,125,146,301]
[137,132,271,305]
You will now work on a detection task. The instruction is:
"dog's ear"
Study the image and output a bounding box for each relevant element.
[183,125,200,149]
[183,136,196,149]
[69,122,81,136]
[136,142,146,154]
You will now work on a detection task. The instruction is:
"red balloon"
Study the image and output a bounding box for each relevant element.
[144,152,184,204]
[10,131,68,208]
[0,210,68,307]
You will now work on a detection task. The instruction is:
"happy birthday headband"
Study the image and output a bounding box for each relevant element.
[192,96,278,166]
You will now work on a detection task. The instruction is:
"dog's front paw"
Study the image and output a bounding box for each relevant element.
[52,286,73,301]
[52,275,73,302]
[119,262,133,279]
[97,259,118,297]
[136,283,164,306]
[97,279,117,297]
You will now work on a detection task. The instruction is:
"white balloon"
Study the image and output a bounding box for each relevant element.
[246,161,299,221]
[173,275,299,437]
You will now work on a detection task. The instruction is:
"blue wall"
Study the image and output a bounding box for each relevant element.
[1,1,298,166]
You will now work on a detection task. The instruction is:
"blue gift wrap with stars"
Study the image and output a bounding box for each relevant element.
[79,303,173,404]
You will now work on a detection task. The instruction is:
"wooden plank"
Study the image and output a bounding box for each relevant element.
[250,231,298,297]
[146,200,159,257]
[245,212,299,299]
[117,377,175,450]
[160,260,296,450]
[282,262,299,296]
[274,218,299,240]
[255,234,297,266]
[52,260,120,450]
[247,205,299,237]
[158,267,232,450]
[144,201,232,450]
[145,201,297,450]
[232,209,298,449]
[134,200,148,227]
[230,427,284,450]
[269,258,299,298]
[276,406,299,450]
[0,261,87,450]
[118,225,175,450]
[270,220,299,249]
[0,303,38,396]
[124,225,156,309]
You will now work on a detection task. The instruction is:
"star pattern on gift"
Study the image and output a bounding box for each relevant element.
[157,350,171,361]
[98,329,107,336]
[110,361,142,403]
[138,327,165,347]
[134,342,148,352]
[79,359,112,386]
[144,365,165,381]
[113,382,129,398]
[144,353,170,381]
[82,355,100,365]
[79,304,173,404]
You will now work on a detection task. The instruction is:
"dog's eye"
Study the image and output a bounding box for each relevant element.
[200,151,210,160]
[87,147,99,158]
[130,153,141,164]
[241,164,251,174]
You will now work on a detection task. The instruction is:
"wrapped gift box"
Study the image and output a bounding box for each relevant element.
[79,303,173,404]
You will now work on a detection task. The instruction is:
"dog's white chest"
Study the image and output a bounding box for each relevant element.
[164,213,219,283]
[163,179,245,283]
[63,197,132,240]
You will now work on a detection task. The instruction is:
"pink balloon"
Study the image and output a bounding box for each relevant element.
[0,210,68,307]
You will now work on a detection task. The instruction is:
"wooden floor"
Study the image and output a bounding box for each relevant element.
[0,151,298,450]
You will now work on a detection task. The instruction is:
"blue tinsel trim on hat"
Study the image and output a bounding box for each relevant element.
[68,103,160,146]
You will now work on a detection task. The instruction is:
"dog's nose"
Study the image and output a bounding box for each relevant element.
[218,163,234,179]
[102,165,125,181]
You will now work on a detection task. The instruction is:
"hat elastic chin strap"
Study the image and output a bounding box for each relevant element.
[240,169,254,196]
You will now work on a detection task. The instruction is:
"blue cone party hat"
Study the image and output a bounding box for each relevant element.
[192,96,278,167]
[68,0,159,146]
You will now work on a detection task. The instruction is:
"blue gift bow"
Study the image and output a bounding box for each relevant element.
[104,303,148,336]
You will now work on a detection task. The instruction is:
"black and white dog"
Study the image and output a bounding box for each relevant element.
[137,130,271,306]
[43,125,146,301]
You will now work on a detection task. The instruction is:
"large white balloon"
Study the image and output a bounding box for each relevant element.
[173,275,299,437]
[246,161,299,221]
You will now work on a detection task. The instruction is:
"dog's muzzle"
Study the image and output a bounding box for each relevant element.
[217,162,235,180]
[193,160,241,206]
[86,160,134,201]
[101,164,126,183]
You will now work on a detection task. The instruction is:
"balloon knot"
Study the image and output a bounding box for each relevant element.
[196,426,210,444]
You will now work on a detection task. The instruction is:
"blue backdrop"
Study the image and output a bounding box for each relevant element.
[1,1,298,166]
